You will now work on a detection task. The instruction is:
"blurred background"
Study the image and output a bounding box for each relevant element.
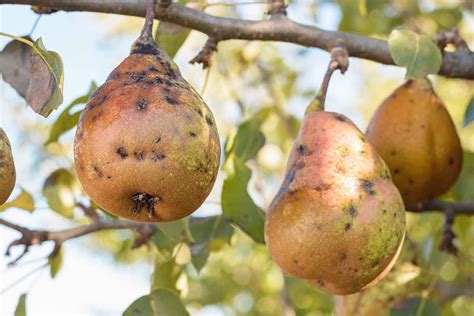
[0,0,473,315]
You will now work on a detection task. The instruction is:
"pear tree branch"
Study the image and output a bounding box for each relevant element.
[0,199,473,266]
[1,0,473,79]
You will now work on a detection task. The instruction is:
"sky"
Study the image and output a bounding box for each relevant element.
[0,2,405,315]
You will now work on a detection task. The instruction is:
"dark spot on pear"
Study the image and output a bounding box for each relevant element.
[394,168,400,175]
[448,157,455,165]
[346,205,358,218]
[107,175,112,179]
[344,223,352,231]
[383,209,387,214]
[334,114,349,122]
[314,183,331,192]
[205,116,214,126]
[136,96,147,110]
[134,151,146,160]
[149,66,158,72]
[78,132,84,140]
[116,147,128,158]
[339,252,347,262]
[409,179,414,184]
[293,259,298,264]
[381,169,391,180]
[360,179,376,195]
[391,150,396,156]
[316,279,325,286]
[155,137,161,144]
[297,144,308,156]
[189,132,197,137]
[194,108,203,117]
[166,96,178,105]
[371,260,380,267]
[152,152,166,161]
[93,165,103,178]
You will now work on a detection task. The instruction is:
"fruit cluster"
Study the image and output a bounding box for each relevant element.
[0,0,463,296]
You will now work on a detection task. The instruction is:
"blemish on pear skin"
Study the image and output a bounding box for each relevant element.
[136,96,147,110]
[381,170,391,180]
[155,137,161,144]
[360,179,376,195]
[334,113,349,122]
[409,179,414,184]
[134,151,146,160]
[205,116,214,126]
[194,108,203,117]
[149,66,158,72]
[189,132,197,137]
[344,223,352,231]
[346,205,358,218]
[93,165,103,178]
[166,96,178,105]
[297,144,308,156]
[314,183,331,192]
[394,168,400,175]
[116,147,128,159]
[448,157,455,165]
[316,279,325,286]
[151,152,166,161]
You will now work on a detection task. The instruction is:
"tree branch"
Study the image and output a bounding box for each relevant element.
[407,199,474,215]
[1,0,473,79]
[0,199,472,265]
[0,217,155,266]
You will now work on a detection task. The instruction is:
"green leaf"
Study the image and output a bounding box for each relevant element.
[388,29,442,79]
[390,298,441,316]
[190,244,209,273]
[222,118,266,243]
[463,97,474,127]
[226,119,266,163]
[45,82,97,145]
[123,289,189,316]
[154,218,193,255]
[0,188,34,212]
[25,38,64,117]
[222,157,265,243]
[189,216,234,272]
[14,293,27,316]
[452,151,474,200]
[151,259,182,291]
[48,248,64,278]
[42,169,79,219]
[155,22,191,58]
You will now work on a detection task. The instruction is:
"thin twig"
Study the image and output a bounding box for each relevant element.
[190,37,218,69]
[267,0,287,16]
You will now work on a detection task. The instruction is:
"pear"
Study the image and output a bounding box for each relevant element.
[265,101,405,295]
[74,0,220,222]
[366,78,463,206]
[0,128,16,204]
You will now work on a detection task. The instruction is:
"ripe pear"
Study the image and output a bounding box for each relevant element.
[0,128,16,204]
[74,0,220,222]
[265,101,406,295]
[366,78,463,206]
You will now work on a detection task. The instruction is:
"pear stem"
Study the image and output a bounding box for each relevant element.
[313,46,349,111]
[140,0,156,42]
[131,0,159,54]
